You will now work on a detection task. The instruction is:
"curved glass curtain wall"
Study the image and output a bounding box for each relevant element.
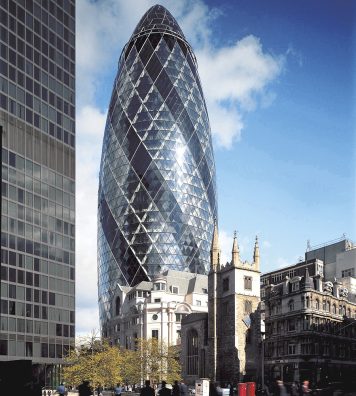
[98,5,217,328]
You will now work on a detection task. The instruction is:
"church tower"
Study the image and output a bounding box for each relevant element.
[208,231,261,383]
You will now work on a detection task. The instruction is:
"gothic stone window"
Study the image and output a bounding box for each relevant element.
[244,276,252,290]
[187,329,199,375]
[222,277,229,292]
[244,300,252,315]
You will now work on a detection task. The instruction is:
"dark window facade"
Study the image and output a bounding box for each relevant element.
[0,0,75,363]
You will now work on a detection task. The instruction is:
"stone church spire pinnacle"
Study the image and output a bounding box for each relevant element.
[210,219,220,271]
[232,231,240,267]
[253,236,260,270]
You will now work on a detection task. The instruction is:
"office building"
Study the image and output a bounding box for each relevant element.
[261,239,356,385]
[263,264,356,384]
[98,5,217,333]
[0,0,75,385]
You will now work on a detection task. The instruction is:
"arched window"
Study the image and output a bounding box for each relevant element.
[315,300,319,310]
[322,300,326,311]
[115,296,121,316]
[306,296,310,308]
[326,301,330,312]
[347,308,351,317]
[187,329,199,375]
[332,304,336,314]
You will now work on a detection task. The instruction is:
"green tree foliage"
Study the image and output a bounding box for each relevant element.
[136,338,181,384]
[63,334,123,388]
[63,335,181,388]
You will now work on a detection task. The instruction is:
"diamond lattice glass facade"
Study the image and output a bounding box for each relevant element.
[98,5,217,328]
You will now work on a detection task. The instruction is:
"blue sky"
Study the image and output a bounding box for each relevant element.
[75,0,355,333]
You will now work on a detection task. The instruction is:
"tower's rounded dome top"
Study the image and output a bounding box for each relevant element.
[131,4,185,40]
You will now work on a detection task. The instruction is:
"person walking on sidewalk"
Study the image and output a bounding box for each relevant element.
[57,383,66,396]
[140,380,155,396]
[114,383,123,396]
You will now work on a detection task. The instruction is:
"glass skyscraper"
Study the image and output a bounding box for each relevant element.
[98,5,217,332]
[0,0,75,380]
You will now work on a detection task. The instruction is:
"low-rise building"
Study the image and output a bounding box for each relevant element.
[263,266,356,385]
[104,270,208,349]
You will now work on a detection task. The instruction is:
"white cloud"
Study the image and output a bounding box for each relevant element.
[75,307,101,336]
[75,0,287,335]
[197,35,285,148]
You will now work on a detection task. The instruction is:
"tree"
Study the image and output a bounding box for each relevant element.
[63,333,123,389]
[136,338,181,384]
[62,334,181,388]
[119,348,141,385]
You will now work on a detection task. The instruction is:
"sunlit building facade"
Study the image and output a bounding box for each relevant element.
[98,5,217,331]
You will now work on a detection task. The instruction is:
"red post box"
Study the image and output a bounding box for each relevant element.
[237,383,247,396]
[246,382,256,396]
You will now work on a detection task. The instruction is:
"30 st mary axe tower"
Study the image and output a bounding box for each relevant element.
[98,5,217,324]
[0,0,75,379]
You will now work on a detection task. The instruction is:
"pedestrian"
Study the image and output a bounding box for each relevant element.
[47,391,52,396]
[301,380,310,395]
[273,379,287,396]
[229,383,233,396]
[291,382,299,396]
[78,380,93,396]
[114,383,123,396]
[96,384,103,396]
[158,381,172,396]
[179,381,188,396]
[140,380,155,396]
[172,381,180,396]
[57,383,66,396]
[209,382,218,396]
